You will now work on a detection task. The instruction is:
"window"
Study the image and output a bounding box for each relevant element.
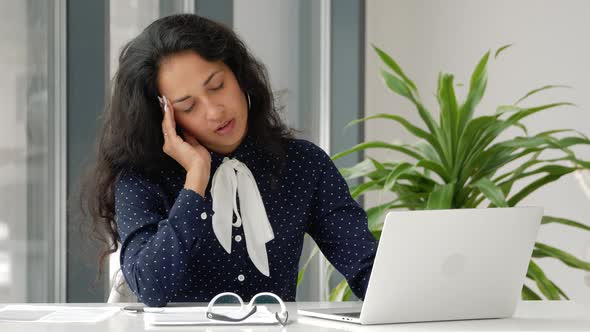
[0,0,65,302]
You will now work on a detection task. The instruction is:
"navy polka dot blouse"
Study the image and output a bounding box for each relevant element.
[115,133,377,307]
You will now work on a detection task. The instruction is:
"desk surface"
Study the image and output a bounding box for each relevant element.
[0,301,589,331]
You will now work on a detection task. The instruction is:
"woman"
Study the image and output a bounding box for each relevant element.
[83,14,376,307]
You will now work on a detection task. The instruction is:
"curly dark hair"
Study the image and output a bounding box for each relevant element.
[80,14,294,275]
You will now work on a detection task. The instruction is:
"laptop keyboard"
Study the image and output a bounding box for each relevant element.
[337,312,361,318]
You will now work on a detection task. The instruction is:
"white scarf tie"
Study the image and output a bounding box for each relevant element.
[211,157,274,277]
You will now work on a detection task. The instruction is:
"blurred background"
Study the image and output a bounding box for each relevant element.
[0,0,588,304]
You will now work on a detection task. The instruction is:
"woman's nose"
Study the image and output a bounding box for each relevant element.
[202,97,225,121]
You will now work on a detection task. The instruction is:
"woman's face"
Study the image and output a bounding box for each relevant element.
[156,51,248,155]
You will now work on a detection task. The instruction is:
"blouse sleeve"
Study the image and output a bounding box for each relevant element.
[114,168,213,307]
[306,148,377,300]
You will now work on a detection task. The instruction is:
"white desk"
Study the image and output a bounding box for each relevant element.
[0,301,588,331]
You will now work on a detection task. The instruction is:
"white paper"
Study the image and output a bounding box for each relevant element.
[144,305,279,326]
[0,305,120,323]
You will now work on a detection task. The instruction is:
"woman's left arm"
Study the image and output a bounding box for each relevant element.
[307,149,378,300]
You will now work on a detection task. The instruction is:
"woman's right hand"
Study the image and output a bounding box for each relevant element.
[160,96,211,194]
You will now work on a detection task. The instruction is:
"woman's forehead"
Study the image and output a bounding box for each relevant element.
[157,51,225,94]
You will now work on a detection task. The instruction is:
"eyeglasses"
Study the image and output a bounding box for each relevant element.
[206,292,288,326]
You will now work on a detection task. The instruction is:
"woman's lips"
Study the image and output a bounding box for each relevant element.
[215,119,235,135]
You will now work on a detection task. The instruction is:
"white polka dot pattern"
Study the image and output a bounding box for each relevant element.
[114,133,377,307]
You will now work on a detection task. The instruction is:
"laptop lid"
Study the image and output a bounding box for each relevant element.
[360,207,543,324]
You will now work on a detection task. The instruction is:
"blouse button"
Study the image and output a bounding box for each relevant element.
[200,212,207,220]
[237,274,245,282]
[234,235,242,242]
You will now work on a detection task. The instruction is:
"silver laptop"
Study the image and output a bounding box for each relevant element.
[298,207,543,325]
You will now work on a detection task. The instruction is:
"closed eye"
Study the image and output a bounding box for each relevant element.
[182,102,195,113]
[182,82,224,113]
[211,82,224,91]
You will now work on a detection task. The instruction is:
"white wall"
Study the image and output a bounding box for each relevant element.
[365,0,590,304]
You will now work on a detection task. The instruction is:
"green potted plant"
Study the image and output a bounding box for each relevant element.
[320,44,590,301]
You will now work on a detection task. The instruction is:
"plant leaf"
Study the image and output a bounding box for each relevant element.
[506,102,576,125]
[526,260,560,300]
[455,115,503,184]
[367,201,395,231]
[372,46,441,144]
[384,162,413,191]
[371,229,382,240]
[380,69,414,100]
[458,50,490,135]
[329,279,353,302]
[414,140,443,165]
[426,182,455,209]
[542,216,590,232]
[332,141,423,161]
[494,43,513,59]
[534,242,590,271]
[368,157,386,171]
[559,136,590,148]
[522,284,542,300]
[550,279,570,300]
[496,104,522,116]
[339,159,375,180]
[378,69,445,155]
[346,113,433,143]
[346,113,448,164]
[416,159,449,182]
[514,85,572,105]
[437,72,460,163]
[372,44,418,92]
[502,131,589,150]
[498,136,554,149]
[458,102,563,188]
[494,158,574,196]
[471,177,508,207]
[366,168,391,182]
[517,165,578,180]
[513,122,529,136]
[507,167,575,206]
[350,179,381,199]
